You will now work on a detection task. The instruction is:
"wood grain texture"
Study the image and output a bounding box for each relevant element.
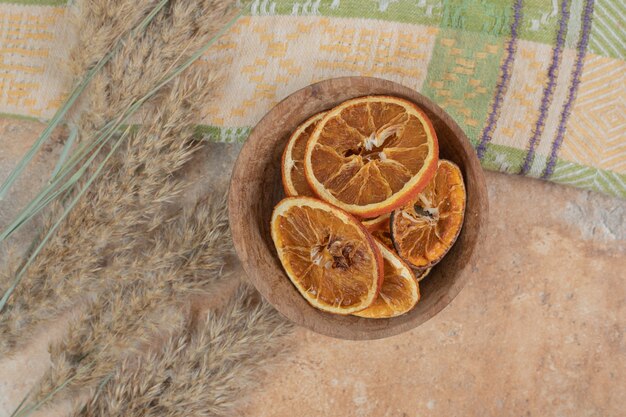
[229,77,488,340]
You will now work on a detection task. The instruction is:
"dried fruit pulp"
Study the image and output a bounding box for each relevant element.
[363,216,431,281]
[362,213,394,249]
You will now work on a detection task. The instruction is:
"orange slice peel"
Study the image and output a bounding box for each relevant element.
[414,267,432,282]
[281,112,327,197]
[362,213,391,232]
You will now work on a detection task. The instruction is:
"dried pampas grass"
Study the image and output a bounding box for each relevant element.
[0,0,241,355]
[74,285,293,417]
[77,0,238,133]
[29,193,233,411]
[68,0,166,78]
[3,0,295,416]
[0,0,241,315]
[0,0,169,202]
[0,68,217,356]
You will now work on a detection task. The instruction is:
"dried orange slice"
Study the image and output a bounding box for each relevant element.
[391,160,466,269]
[353,240,419,319]
[281,112,327,197]
[304,96,439,218]
[271,197,383,314]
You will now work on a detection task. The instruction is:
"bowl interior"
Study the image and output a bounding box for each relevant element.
[229,77,488,340]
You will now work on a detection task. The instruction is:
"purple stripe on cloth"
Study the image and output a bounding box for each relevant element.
[476,0,523,160]
[520,0,571,175]
[542,0,595,179]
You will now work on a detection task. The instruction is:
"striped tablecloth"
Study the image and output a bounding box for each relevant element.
[0,0,624,197]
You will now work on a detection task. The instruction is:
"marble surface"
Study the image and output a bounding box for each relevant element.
[0,118,624,416]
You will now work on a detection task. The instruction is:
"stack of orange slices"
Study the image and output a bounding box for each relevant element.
[272,96,466,318]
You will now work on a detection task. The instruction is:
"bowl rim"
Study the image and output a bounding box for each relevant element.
[229,76,488,340]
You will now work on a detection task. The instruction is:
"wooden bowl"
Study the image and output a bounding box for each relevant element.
[229,77,488,340]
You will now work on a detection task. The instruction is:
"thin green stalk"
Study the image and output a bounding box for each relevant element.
[50,118,120,182]
[0,118,121,243]
[0,104,140,244]
[49,125,78,182]
[0,0,169,200]
[0,100,138,243]
[13,369,85,417]
[9,388,31,417]
[0,128,130,313]
[0,129,118,242]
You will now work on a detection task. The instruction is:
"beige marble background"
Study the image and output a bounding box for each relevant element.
[0,117,624,416]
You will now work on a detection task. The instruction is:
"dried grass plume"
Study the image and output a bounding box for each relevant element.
[2,1,295,416]
[74,285,293,417]
[0,0,238,357]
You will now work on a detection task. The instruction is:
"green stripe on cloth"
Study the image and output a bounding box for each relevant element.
[197,125,625,199]
[4,0,624,55]
[248,0,565,44]
[479,142,626,199]
[588,0,626,59]
[480,142,528,174]
[0,112,43,122]
[551,160,626,198]
[194,125,252,144]
[249,0,442,27]
[422,28,505,145]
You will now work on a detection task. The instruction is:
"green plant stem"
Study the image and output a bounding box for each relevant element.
[49,125,77,182]
[0,128,130,313]
[13,370,84,417]
[4,125,120,236]
[0,0,169,201]
[50,118,119,182]
[0,118,121,243]
[9,389,31,417]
